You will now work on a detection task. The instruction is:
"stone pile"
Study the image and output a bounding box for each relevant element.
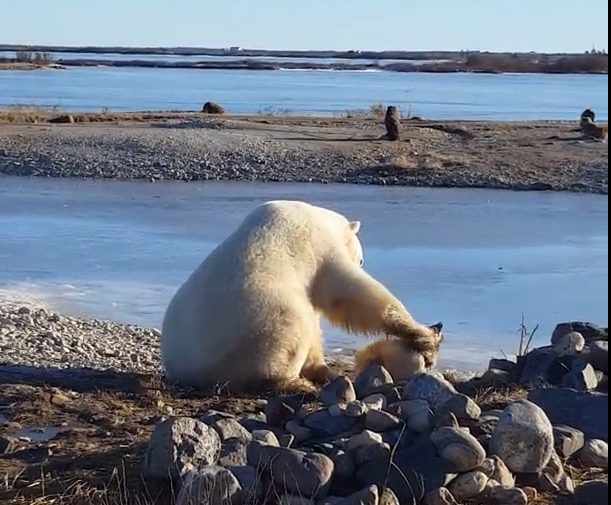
[143,361,608,504]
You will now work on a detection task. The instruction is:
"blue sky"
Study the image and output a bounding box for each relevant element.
[1,0,608,52]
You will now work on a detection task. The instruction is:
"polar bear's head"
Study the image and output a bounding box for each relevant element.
[347,220,364,268]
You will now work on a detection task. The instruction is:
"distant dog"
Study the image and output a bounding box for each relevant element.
[384,106,401,141]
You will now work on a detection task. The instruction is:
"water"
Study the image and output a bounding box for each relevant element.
[0,66,607,120]
[0,176,607,370]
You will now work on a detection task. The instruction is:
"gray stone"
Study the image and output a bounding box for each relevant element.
[552,322,607,345]
[365,410,402,433]
[553,331,586,357]
[379,488,400,505]
[325,447,355,486]
[279,433,295,448]
[519,346,570,385]
[143,417,221,480]
[540,449,572,493]
[489,455,515,488]
[438,393,482,421]
[285,420,314,443]
[355,364,394,399]
[553,424,585,459]
[303,410,358,437]
[336,485,379,505]
[402,372,457,411]
[320,376,357,407]
[529,387,608,441]
[362,394,386,411]
[237,413,268,432]
[219,439,248,466]
[562,361,599,391]
[227,465,263,501]
[488,358,518,374]
[251,429,280,446]
[590,340,609,372]
[479,369,512,388]
[209,417,252,443]
[490,400,554,473]
[431,427,487,472]
[176,467,242,505]
[578,439,608,468]
[487,486,528,505]
[423,487,458,505]
[352,442,391,468]
[447,471,489,501]
[574,480,609,505]
[347,430,384,452]
[279,495,315,505]
[199,410,234,424]
[247,443,333,498]
[345,400,368,418]
[266,395,302,427]
[387,399,431,421]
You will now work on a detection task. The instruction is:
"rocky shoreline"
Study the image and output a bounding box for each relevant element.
[0,114,608,194]
[0,303,608,504]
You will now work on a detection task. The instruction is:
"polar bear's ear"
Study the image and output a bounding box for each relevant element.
[349,221,361,235]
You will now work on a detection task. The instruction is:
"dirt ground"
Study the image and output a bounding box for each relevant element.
[0,111,608,194]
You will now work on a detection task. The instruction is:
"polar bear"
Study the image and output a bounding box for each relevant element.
[161,200,441,393]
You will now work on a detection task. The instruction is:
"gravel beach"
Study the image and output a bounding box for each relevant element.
[0,113,608,193]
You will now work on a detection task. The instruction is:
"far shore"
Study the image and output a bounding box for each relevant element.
[0,111,608,194]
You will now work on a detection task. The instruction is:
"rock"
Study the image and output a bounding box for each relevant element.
[200,409,234,425]
[329,403,346,417]
[590,340,609,372]
[219,439,248,466]
[448,471,489,501]
[553,331,586,356]
[438,393,481,421]
[266,396,302,427]
[562,361,599,391]
[552,322,607,344]
[209,417,252,443]
[337,485,379,505]
[578,439,608,468]
[228,465,263,501]
[489,358,518,374]
[352,441,391,468]
[286,420,313,443]
[0,435,18,455]
[379,488,400,505]
[320,376,357,407]
[529,387,608,441]
[365,410,402,432]
[402,372,457,411]
[176,467,242,505]
[387,399,431,421]
[490,455,515,487]
[432,426,487,472]
[237,413,268,432]
[247,443,333,498]
[345,400,369,417]
[143,417,221,479]
[355,364,394,399]
[553,424,585,459]
[362,394,386,411]
[480,369,512,388]
[519,346,570,385]
[279,434,295,448]
[324,447,355,486]
[49,114,75,124]
[574,480,609,505]
[423,487,458,505]
[303,410,358,437]
[347,430,384,452]
[251,429,280,446]
[490,400,554,473]
[487,486,528,505]
[538,449,572,493]
[202,102,225,114]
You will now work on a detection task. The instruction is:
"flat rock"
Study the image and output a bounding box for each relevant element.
[490,400,554,473]
[320,376,357,407]
[578,439,608,469]
[143,417,221,480]
[176,467,242,505]
[219,439,248,466]
[487,486,528,505]
[590,340,609,372]
[552,322,608,344]
[355,364,394,399]
[561,361,599,391]
[251,429,280,446]
[553,424,585,459]
[529,388,608,441]
[431,427,486,472]
[402,372,457,411]
[438,393,481,421]
[365,410,402,432]
[447,470,489,501]
[303,410,359,437]
[247,443,333,498]
[519,346,570,385]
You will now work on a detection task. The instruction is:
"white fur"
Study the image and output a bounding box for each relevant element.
[161,200,436,391]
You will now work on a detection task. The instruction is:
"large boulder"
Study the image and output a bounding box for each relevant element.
[529,388,608,441]
[552,322,607,344]
[490,401,554,473]
[143,417,221,480]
